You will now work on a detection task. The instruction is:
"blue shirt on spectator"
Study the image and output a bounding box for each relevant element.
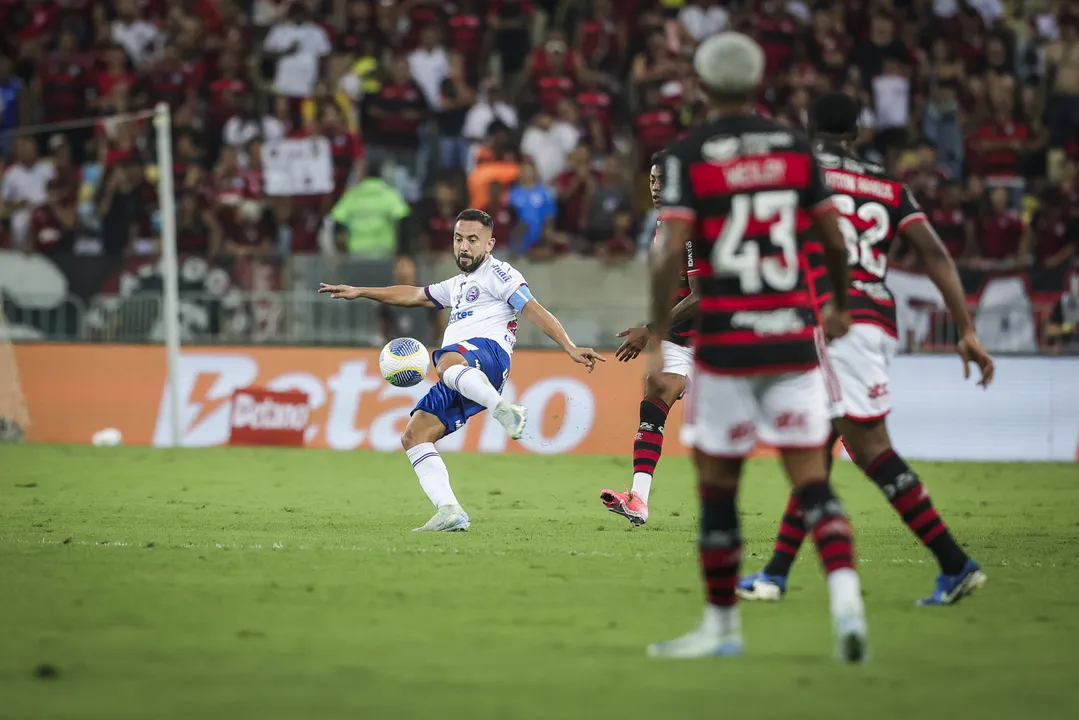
[508,183,555,252]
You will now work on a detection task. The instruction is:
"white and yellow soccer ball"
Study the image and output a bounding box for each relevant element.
[379,337,431,388]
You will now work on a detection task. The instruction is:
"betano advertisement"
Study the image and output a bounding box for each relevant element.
[13,344,1079,461]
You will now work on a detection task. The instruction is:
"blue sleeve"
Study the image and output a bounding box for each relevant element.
[507,284,534,311]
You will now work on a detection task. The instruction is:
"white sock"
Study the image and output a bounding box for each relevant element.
[442,364,503,410]
[704,604,741,637]
[826,568,864,617]
[406,443,459,509]
[631,472,653,504]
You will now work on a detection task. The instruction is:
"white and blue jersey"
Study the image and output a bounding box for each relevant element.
[415,256,533,434]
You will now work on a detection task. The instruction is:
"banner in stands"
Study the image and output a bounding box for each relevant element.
[261,138,334,196]
[13,344,1079,461]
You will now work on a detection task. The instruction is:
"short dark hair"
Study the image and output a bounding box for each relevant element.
[809,92,861,137]
[651,150,667,168]
[456,209,494,228]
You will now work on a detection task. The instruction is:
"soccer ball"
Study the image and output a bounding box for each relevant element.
[379,337,431,388]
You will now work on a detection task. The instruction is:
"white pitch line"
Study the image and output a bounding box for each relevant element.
[0,537,1069,568]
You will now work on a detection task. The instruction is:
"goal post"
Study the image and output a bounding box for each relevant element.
[154,103,183,448]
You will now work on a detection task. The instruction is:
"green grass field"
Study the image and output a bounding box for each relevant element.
[1,445,1077,720]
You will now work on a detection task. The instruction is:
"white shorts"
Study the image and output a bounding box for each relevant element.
[660,340,693,377]
[680,367,832,457]
[824,323,898,421]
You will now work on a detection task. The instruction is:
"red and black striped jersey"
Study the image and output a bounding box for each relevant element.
[660,114,835,376]
[813,141,927,337]
[653,221,699,347]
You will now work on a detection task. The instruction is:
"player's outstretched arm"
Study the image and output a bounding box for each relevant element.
[317,283,435,308]
[520,299,606,372]
[901,220,995,387]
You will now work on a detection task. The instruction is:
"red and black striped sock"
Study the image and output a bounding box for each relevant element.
[762,494,806,577]
[632,399,670,479]
[864,448,968,575]
[699,483,742,607]
[797,481,856,575]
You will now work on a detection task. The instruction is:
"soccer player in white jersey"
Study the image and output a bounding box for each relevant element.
[319,209,605,532]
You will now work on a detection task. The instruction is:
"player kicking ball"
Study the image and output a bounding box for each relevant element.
[320,209,604,532]
[738,93,995,606]
[600,151,700,526]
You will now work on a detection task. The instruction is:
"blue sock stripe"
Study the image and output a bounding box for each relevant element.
[411,452,439,468]
[448,366,476,391]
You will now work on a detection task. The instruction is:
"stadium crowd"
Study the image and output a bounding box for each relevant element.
[0,0,1076,348]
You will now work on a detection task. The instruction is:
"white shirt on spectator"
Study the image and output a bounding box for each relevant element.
[408,47,451,109]
[520,122,580,184]
[872,74,910,129]
[2,161,55,249]
[968,0,1004,27]
[678,3,729,41]
[263,21,331,98]
[462,100,519,142]
[111,19,161,67]
[932,0,958,18]
[223,115,287,149]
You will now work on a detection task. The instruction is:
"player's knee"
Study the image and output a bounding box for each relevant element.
[645,373,683,406]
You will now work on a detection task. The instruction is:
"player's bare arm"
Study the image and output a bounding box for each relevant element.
[318,283,436,308]
[617,273,701,362]
[519,298,606,372]
[648,218,689,342]
[813,207,852,339]
[901,220,995,387]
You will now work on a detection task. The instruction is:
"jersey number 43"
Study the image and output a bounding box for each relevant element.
[712,190,799,294]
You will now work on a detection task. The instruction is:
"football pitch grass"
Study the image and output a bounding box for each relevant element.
[1,446,1077,720]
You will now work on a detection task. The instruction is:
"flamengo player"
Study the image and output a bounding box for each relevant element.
[739,93,995,605]
[600,151,699,525]
[646,34,867,661]
[319,210,604,531]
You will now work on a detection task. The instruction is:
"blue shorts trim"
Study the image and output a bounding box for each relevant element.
[412,338,511,435]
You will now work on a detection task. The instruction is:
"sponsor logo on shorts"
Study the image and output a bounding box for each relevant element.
[867,383,889,399]
[729,422,755,442]
[774,411,807,430]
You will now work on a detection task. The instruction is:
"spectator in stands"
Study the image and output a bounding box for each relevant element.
[96,159,148,256]
[973,185,1025,268]
[29,178,82,256]
[928,181,973,263]
[901,141,950,205]
[436,53,476,172]
[175,190,222,256]
[223,95,287,158]
[482,179,524,248]
[508,159,559,258]
[415,178,460,254]
[871,57,912,164]
[634,86,679,171]
[578,0,628,74]
[225,199,276,256]
[462,82,518,148]
[587,155,632,247]
[1044,272,1079,352]
[1,137,53,249]
[575,72,614,155]
[363,55,430,201]
[554,145,599,244]
[489,0,534,83]
[520,110,579,185]
[1020,188,1078,270]
[467,120,520,208]
[111,0,161,68]
[598,210,637,262]
[678,0,730,43]
[522,27,583,115]
[1043,19,1079,157]
[631,29,678,98]
[408,26,451,111]
[331,159,408,258]
[262,2,332,100]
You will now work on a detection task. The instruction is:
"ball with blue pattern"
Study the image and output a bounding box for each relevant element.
[378,337,431,388]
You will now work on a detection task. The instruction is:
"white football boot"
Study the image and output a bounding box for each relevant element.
[492,401,527,440]
[647,607,743,659]
[413,504,471,532]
